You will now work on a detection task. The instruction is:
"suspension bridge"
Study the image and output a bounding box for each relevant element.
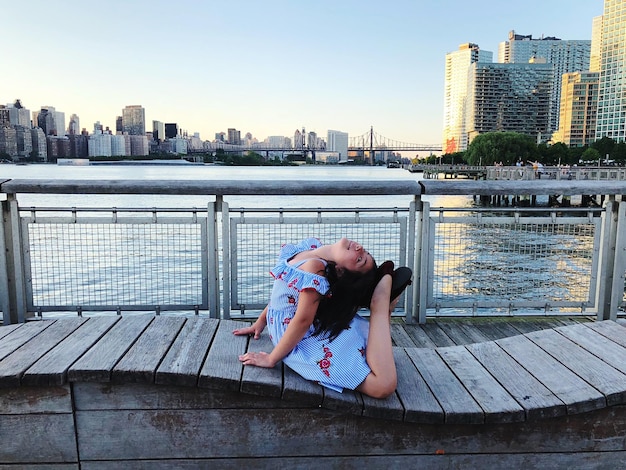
[189,127,442,162]
[348,127,442,153]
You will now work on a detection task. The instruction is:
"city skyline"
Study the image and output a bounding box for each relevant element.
[3,0,602,148]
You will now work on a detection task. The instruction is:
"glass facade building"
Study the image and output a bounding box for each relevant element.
[498,31,591,135]
[553,72,599,147]
[596,0,626,142]
[122,105,146,136]
[466,62,553,142]
[443,43,493,153]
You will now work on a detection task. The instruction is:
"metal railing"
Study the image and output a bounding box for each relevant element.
[1,178,626,324]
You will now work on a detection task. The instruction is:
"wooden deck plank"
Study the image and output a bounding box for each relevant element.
[282,365,324,406]
[393,347,444,424]
[321,387,363,415]
[437,345,525,423]
[22,317,118,387]
[401,324,438,348]
[473,320,525,341]
[557,322,626,377]
[111,316,186,384]
[420,323,456,347]
[68,316,153,383]
[390,323,416,347]
[509,318,564,334]
[404,347,484,424]
[362,367,406,421]
[586,320,626,348]
[437,321,492,345]
[197,319,249,391]
[155,317,219,387]
[0,321,52,361]
[495,334,606,414]
[0,318,86,387]
[240,333,283,397]
[466,341,566,421]
[0,322,23,340]
[526,327,626,406]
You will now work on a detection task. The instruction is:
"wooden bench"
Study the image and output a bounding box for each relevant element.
[2,316,626,467]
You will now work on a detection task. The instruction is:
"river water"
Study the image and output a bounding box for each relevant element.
[0,163,469,209]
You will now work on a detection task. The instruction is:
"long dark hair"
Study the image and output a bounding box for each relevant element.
[312,260,377,341]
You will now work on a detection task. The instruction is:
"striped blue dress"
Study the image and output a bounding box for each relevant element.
[266,238,371,393]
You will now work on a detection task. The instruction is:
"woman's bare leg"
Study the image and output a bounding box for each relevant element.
[356,274,397,398]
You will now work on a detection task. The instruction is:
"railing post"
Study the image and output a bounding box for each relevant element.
[207,200,220,319]
[1,196,27,323]
[596,200,619,320]
[221,200,231,320]
[405,198,417,323]
[607,200,626,319]
[416,199,430,324]
[0,200,11,324]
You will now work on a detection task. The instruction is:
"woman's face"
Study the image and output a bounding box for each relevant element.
[334,238,375,273]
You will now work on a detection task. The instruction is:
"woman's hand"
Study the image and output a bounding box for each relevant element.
[238,351,276,368]
[370,274,395,314]
[233,318,266,339]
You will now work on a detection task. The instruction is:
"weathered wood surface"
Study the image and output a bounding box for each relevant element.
[420,179,626,196]
[4,317,626,467]
[0,178,423,196]
[1,316,626,425]
[72,383,626,462]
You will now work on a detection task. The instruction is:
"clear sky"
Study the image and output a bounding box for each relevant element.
[2,0,603,148]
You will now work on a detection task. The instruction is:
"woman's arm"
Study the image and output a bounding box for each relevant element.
[233,305,268,339]
[238,289,320,368]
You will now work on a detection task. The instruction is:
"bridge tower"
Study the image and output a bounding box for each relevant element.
[369,126,374,165]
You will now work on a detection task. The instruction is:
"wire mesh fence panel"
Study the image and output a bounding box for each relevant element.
[27,220,206,311]
[429,216,599,313]
[230,215,407,312]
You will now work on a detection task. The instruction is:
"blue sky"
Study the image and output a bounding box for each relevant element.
[2,0,603,149]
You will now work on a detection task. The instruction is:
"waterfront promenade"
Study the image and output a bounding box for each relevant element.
[2,314,626,467]
[2,174,626,466]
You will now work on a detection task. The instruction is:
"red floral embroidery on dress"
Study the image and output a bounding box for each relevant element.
[288,278,299,288]
[283,317,291,325]
[317,345,333,377]
[358,346,366,356]
[287,295,296,304]
[310,244,318,249]
[313,279,320,286]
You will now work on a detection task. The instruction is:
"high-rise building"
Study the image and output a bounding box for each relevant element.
[0,126,17,157]
[7,100,31,127]
[552,71,599,147]
[327,130,349,162]
[68,114,80,135]
[165,123,179,139]
[596,0,626,142]
[15,125,33,158]
[590,16,603,73]
[466,62,553,142]
[498,31,590,135]
[31,128,47,161]
[122,105,145,136]
[36,106,62,136]
[0,106,10,126]
[129,135,149,156]
[227,128,241,145]
[152,120,165,142]
[443,43,493,153]
[293,129,303,149]
[88,131,112,157]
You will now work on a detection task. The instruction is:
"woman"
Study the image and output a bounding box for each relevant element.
[234,237,410,399]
